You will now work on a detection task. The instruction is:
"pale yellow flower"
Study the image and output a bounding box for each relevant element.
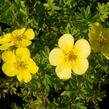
[49,34,91,80]
[2,48,38,83]
[89,22,109,59]
[0,28,35,50]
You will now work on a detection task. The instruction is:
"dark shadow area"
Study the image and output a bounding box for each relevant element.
[0,93,24,109]
[99,84,109,109]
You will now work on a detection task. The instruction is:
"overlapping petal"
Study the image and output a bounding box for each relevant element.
[12,28,25,36]
[0,43,14,50]
[17,70,32,83]
[28,58,39,74]
[55,62,72,80]
[2,50,16,62]
[103,52,109,60]
[0,33,13,50]
[2,62,17,77]
[18,39,32,47]
[0,33,12,44]
[72,59,89,75]
[16,48,30,58]
[23,29,35,40]
[73,39,91,58]
[101,28,109,59]
[58,34,74,53]
[49,48,65,66]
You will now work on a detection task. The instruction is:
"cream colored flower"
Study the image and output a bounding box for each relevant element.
[49,34,91,80]
[89,22,109,59]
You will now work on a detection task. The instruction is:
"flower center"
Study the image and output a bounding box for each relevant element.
[65,51,77,62]
[96,32,106,45]
[11,33,22,44]
[15,60,27,70]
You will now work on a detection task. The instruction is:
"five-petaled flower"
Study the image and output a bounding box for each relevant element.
[88,22,109,59]
[0,28,35,50]
[2,48,39,83]
[49,34,91,80]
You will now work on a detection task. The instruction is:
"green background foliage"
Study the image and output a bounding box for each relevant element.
[0,0,109,109]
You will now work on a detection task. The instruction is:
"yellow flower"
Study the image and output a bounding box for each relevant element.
[2,48,39,83]
[88,22,109,59]
[0,28,35,50]
[49,34,91,80]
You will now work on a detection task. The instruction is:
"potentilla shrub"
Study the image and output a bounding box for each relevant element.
[0,0,109,109]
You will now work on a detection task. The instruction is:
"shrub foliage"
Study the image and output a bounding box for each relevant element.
[0,0,109,109]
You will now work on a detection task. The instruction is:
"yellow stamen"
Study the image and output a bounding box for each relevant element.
[65,51,77,62]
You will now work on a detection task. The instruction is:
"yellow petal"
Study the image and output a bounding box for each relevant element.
[0,33,13,50]
[12,28,25,36]
[2,50,16,62]
[0,43,14,50]
[23,29,35,40]
[73,39,91,58]
[28,59,39,74]
[103,53,109,60]
[18,39,32,47]
[16,48,30,58]
[17,71,32,83]
[49,48,65,66]
[2,63,17,77]
[103,28,109,41]
[101,28,109,54]
[58,34,74,53]
[102,49,109,60]
[72,59,89,75]
[55,62,72,80]
[0,33,12,44]
[88,22,105,52]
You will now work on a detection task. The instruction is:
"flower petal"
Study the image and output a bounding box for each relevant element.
[101,28,109,60]
[72,59,89,75]
[49,48,65,66]
[0,33,13,50]
[58,34,74,53]
[88,22,105,52]
[103,28,109,42]
[55,62,72,80]
[23,29,35,40]
[103,53,109,60]
[73,39,91,58]
[17,70,32,83]
[18,39,32,47]
[28,59,39,74]
[0,43,14,50]
[102,47,109,60]
[2,62,17,77]
[16,48,30,58]
[2,50,16,62]
[0,33,12,44]
[12,28,25,36]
